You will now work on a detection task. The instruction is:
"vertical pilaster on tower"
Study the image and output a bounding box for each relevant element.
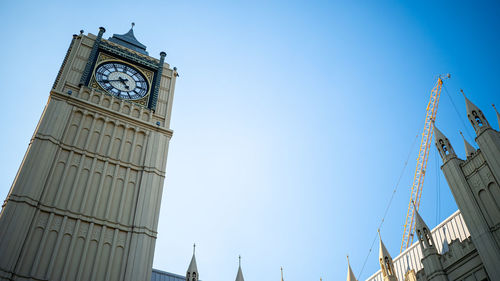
[150,51,167,112]
[79,27,105,86]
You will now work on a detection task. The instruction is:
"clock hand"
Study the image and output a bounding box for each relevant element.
[118,77,130,89]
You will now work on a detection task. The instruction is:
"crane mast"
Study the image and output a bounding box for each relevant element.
[400,75,449,252]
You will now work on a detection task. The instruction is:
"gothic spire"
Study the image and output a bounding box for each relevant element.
[414,208,437,254]
[235,255,245,281]
[378,232,392,261]
[493,104,500,129]
[346,256,358,281]
[186,243,198,281]
[433,122,456,161]
[461,89,490,133]
[414,207,429,232]
[378,231,397,281]
[460,131,476,157]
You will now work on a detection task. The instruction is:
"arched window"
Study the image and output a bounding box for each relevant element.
[472,111,483,127]
[380,258,387,277]
[385,257,392,275]
[439,140,449,155]
[417,229,423,242]
[423,228,433,246]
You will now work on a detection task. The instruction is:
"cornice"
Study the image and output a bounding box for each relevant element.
[50,89,173,137]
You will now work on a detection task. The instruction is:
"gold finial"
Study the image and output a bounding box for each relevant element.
[281,266,284,281]
[346,254,350,265]
[131,22,135,29]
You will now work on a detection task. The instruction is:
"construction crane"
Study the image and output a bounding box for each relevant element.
[400,74,450,253]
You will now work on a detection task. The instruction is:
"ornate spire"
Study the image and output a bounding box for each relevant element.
[108,23,148,55]
[346,255,358,281]
[461,89,490,133]
[459,131,476,157]
[378,232,392,261]
[414,208,437,254]
[414,208,428,232]
[433,121,456,161]
[378,231,397,281]
[186,243,198,281]
[235,255,245,281]
[493,104,500,129]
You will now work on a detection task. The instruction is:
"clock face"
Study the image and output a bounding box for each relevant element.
[95,62,149,100]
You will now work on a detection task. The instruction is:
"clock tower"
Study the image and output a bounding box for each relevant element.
[0,25,178,281]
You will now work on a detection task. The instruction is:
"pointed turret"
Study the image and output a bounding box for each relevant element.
[414,209,449,281]
[459,131,476,158]
[414,208,437,255]
[186,244,199,281]
[346,256,358,281]
[433,122,456,162]
[493,104,500,130]
[462,90,490,134]
[235,256,245,281]
[378,231,398,281]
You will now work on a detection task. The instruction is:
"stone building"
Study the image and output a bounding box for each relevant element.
[0,25,177,281]
[356,95,500,281]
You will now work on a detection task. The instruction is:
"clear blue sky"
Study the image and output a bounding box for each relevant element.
[1,1,499,280]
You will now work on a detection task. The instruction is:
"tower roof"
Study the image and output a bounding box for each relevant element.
[346,256,358,281]
[433,122,447,144]
[187,244,198,274]
[378,233,392,260]
[414,208,429,232]
[235,256,244,281]
[461,90,482,116]
[108,23,148,55]
[460,131,476,156]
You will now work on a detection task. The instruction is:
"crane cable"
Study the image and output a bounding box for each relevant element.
[356,133,419,280]
[442,84,474,141]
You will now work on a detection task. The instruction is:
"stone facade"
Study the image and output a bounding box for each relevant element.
[363,95,500,281]
[0,27,178,281]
